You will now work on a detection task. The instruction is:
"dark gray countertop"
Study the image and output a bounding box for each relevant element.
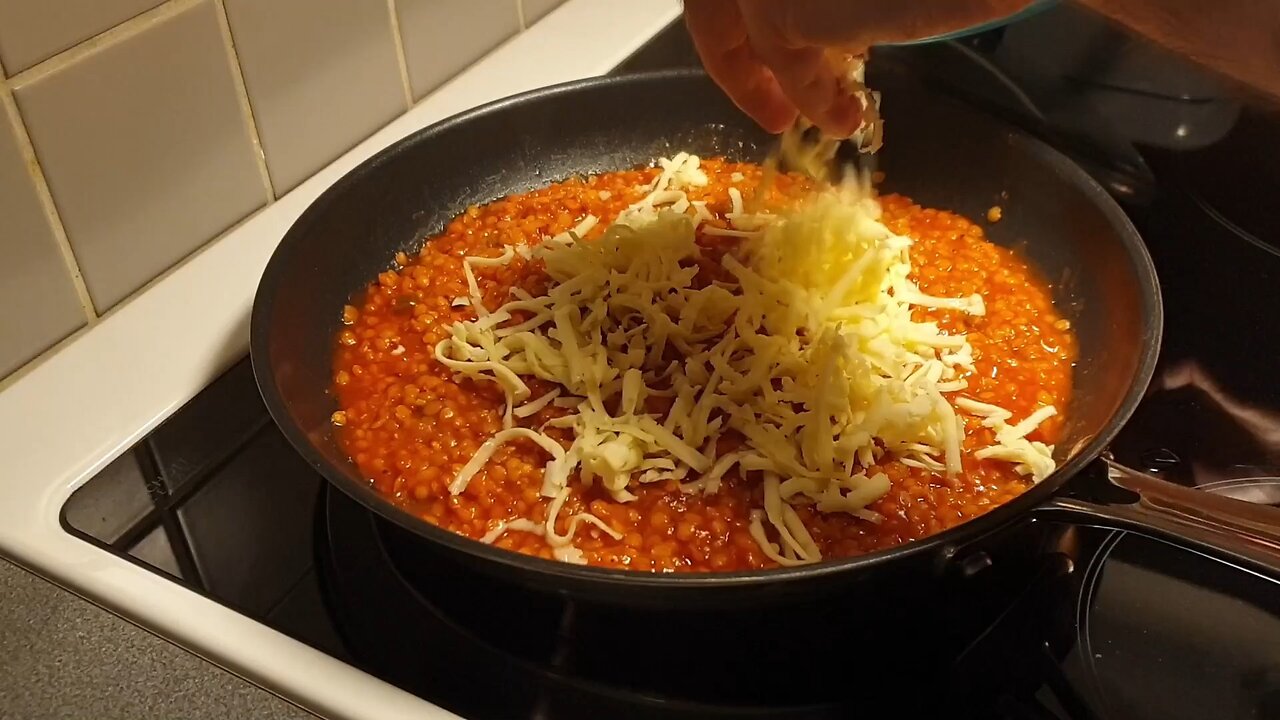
[0,558,315,720]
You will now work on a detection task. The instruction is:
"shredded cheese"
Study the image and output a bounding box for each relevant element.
[956,397,1058,481]
[514,388,561,418]
[439,153,1052,564]
[775,53,882,184]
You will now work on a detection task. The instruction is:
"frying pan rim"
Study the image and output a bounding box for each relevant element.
[250,69,1162,589]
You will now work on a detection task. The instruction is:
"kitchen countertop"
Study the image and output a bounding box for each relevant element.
[0,558,313,720]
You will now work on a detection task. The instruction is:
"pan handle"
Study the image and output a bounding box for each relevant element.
[1035,457,1280,580]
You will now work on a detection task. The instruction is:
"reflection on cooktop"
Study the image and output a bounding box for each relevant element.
[1108,148,1280,487]
[1174,107,1280,250]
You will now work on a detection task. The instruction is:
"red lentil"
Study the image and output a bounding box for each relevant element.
[332,158,1077,572]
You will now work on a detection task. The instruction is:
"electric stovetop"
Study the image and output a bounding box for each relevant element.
[61,7,1280,719]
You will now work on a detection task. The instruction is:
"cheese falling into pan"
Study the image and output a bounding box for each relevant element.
[775,53,884,185]
[438,154,1057,565]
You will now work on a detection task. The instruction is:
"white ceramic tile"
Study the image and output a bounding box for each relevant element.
[13,0,267,311]
[396,0,520,100]
[0,0,165,74]
[224,0,407,193]
[522,0,566,27]
[0,101,86,378]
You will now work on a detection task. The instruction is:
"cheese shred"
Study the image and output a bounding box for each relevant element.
[440,153,1055,565]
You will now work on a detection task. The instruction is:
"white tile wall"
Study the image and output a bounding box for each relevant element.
[0,98,86,377]
[223,0,408,193]
[0,0,560,382]
[0,0,166,73]
[396,0,520,100]
[13,0,268,311]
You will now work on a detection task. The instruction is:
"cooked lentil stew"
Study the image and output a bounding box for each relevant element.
[331,157,1076,572]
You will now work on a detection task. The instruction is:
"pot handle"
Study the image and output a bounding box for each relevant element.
[1036,457,1280,580]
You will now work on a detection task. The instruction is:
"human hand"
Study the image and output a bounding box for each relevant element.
[683,0,1034,137]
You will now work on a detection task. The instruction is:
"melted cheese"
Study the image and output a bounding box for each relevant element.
[441,153,1044,564]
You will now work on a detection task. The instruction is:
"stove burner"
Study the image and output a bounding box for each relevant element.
[317,485,1084,719]
[319,483,848,719]
[1078,529,1280,720]
[1072,478,1280,720]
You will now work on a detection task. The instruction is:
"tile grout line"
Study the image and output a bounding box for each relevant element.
[0,195,273,392]
[0,184,278,393]
[6,0,196,90]
[0,81,98,321]
[516,0,529,30]
[385,0,415,109]
[212,0,276,204]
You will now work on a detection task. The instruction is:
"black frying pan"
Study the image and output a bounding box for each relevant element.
[251,69,1280,609]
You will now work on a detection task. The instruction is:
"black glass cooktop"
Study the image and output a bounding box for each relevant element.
[62,7,1280,719]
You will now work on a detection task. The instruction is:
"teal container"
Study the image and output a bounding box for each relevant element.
[880,0,1057,46]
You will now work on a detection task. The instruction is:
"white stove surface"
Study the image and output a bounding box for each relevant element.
[0,2,681,718]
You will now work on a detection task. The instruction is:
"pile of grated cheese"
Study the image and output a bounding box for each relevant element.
[436,153,1058,566]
